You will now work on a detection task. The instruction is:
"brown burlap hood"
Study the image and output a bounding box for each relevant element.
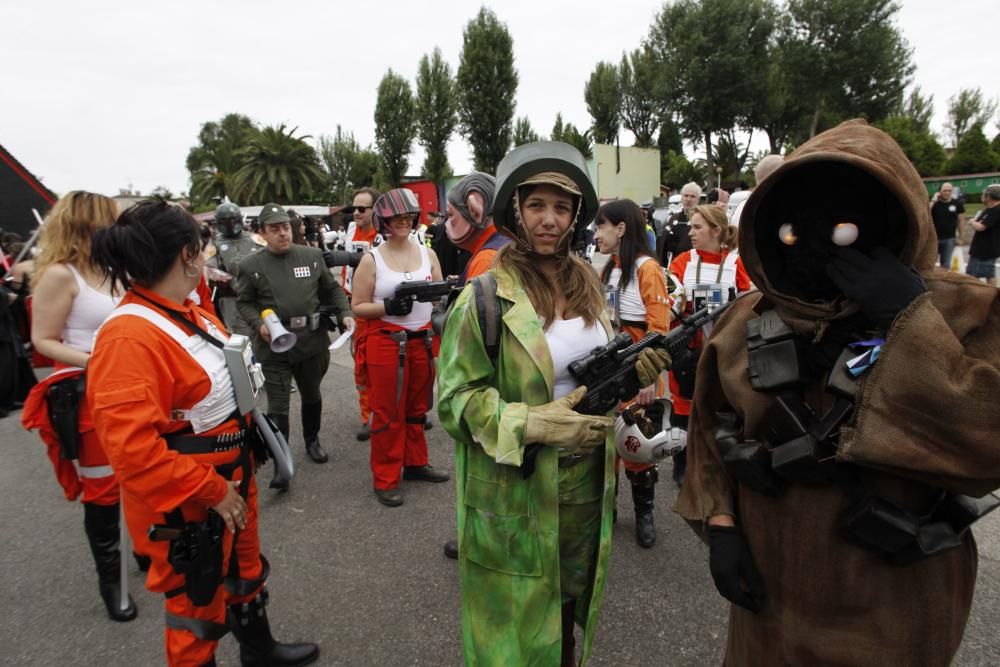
[674,119,1000,665]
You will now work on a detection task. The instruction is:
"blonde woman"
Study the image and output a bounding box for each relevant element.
[20,191,137,621]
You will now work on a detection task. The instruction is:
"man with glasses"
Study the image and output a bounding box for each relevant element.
[236,204,354,488]
[342,187,382,442]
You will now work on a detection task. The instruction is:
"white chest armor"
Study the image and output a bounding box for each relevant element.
[102,304,238,434]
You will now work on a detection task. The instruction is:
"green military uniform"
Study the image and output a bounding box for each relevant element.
[236,205,351,421]
[437,264,616,667]
[207,231,262,337]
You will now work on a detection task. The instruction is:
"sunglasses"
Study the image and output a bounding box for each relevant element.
[353,206,370,213]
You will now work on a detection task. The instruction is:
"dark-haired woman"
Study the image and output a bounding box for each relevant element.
[87,200,318,667]
[438,142,670,666]
[593,199,671,548]
[350,188,449,508]
[19,191,137,621]
[667,204,751,485]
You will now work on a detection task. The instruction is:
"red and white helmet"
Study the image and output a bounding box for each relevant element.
[614,399,687,464]
[373,188,421,235]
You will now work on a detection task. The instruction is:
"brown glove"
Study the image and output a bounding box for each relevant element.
[524,386,614,452]
[635,348,671,387]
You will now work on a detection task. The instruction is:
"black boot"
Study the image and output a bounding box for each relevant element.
[269,413,291,491]
[627,467,658,549]
[228,589,319,667]
[83,502,138,622]
[301,401,327,464]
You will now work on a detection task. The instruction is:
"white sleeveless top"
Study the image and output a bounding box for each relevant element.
[544,317,609,399]
[606,255,654,322]
[63,264,119,354]
[372,243,434,330]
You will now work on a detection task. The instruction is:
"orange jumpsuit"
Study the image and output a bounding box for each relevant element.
[344,224,380,426]
[605,254,671,474]
[667,249,751,417]
[87,286,263,667]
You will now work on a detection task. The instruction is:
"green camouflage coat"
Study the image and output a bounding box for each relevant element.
[437,264,616,666]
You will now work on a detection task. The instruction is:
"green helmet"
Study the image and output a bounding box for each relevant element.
[214,202,244,238]
[491,141,597,253]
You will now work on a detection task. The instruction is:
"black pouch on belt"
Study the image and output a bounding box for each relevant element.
[672,346,700,399]
[46,375,85,460]
[167,512,227,607]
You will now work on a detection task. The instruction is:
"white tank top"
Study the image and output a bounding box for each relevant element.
[606,255,654,322]
[63,264,119,353]
[544,317,609,399]
[372,243,434,330]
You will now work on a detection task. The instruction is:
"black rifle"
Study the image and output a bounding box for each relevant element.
[394,278,458,303]
[569,299,737,416]
[322,249,364,269]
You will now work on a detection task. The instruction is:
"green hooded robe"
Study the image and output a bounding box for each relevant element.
[437,264,616,666]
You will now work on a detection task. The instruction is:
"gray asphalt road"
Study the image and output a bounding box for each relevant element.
[2,347,999,666]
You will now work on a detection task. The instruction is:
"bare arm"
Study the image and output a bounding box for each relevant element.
[31,264,90,368]
[350,253,386,320]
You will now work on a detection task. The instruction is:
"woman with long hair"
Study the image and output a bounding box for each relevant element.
[593,198,671,548]
[350,188,450,507]
[86,200,317,666]
[667,204,751,485]
[20,191,137,621]
[437,142,670,666]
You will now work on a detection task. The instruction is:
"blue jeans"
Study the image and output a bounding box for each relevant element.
[938,237,956,269]
[966,255,997,279]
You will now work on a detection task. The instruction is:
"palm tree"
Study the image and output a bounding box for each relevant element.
[186,113,256,206]
[230,124,325,204]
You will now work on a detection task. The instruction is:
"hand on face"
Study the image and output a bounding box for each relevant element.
[518,184,575,255]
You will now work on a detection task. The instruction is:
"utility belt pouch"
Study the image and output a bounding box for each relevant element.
[936,492,1000,533]
[844,495,921,557]
[760,395,813,445]
[715,413,786,496]
[826,347,860,399]
[671,346,700,399]
[46,375,85,460]
[747,311,800,392]
[162,512,227,607]
[770,433,837,484]
[309,312,321,331]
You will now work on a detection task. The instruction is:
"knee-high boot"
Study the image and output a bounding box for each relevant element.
[301,401,327,463]
[83,502,138,622]
[627,467,658,548]
[268,413,291,491]
[228,589,319,667]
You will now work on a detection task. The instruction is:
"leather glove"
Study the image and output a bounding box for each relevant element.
[635,348,671,387]
[825,246,926,330]
[524,386,614,451]
[322,249,336,268]
[707,525,765,614]
[384,294,415,316]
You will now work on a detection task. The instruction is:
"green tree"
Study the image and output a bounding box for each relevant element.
[945,88,998,148]
[416,48,457,184]
[992,132,1000,160]
[374,69,417,187]
[584,62,620,145]
[657,117,684,155]
[876,116,945,176]
[779,0,913,139]
[661,150,703,190]
[647,0,774,185]
[902,86,935,133]
[512,116,540,146]
[230,124,325,204]
[551,113,593,158]
[945,124,998,175]
[455,7,518,173]
[186,113,256,206]
[618,47,662,148]
[317,126,381,204]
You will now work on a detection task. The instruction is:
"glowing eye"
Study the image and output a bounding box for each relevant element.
[778,223,797,246]
[832,222,859,246]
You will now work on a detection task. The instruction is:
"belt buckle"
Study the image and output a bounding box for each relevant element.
[289,316,307,330]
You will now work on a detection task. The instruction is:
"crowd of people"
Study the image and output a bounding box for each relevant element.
[4,124,1000,666]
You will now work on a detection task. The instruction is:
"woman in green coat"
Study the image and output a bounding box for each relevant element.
[437,142,670,666]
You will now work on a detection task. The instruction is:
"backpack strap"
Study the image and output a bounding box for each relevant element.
[470,272,501,361]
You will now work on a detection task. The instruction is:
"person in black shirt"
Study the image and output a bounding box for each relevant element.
[966,184,1000,286]
[656,182,701,266]
[930,182,965,269]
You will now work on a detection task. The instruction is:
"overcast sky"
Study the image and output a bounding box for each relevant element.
[1,0,995,199]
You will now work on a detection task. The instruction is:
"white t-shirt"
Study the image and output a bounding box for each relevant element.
[544,317,609,399]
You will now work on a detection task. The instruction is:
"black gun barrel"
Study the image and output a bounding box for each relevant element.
[394,278,458,302]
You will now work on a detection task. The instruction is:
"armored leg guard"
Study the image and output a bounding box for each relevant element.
[227,589,319,667]
[268,414,292,490]
[301,401,327,464]
[83,502,137,622]
[626,467,658,548]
